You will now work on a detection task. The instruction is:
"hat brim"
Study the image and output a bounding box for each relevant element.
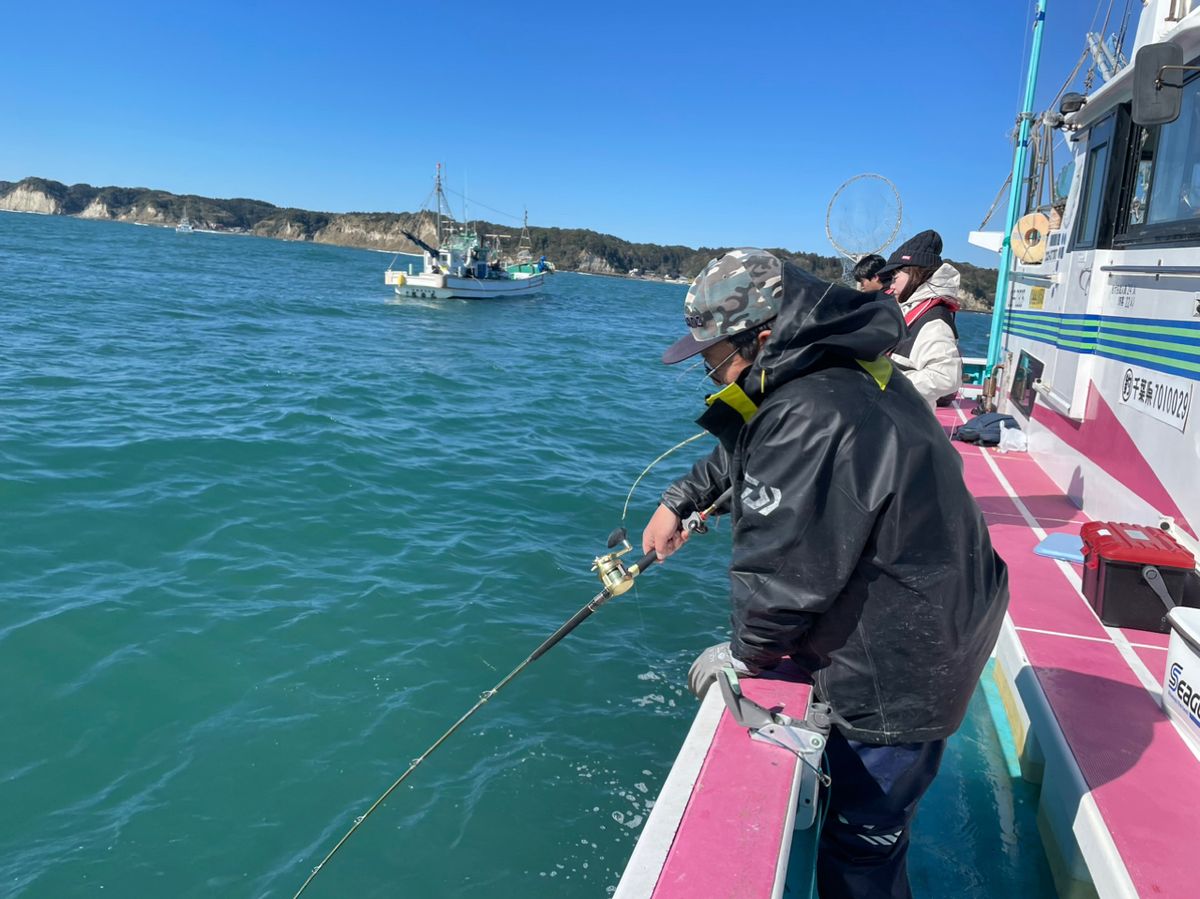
[876,260,905,276]
[661,331,726,364]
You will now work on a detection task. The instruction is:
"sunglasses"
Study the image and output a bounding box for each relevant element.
[703,346,742,377]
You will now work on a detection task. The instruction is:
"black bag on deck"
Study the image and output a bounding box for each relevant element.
[953,413,1017,446]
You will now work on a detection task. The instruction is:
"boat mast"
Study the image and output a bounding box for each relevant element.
[435,163,443,247]
[517,208,533,260]
[986,0,1048,377]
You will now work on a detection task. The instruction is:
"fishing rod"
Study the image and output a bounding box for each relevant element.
[291,490,732,899]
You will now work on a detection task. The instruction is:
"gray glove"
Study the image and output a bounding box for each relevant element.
[687,641,759,699]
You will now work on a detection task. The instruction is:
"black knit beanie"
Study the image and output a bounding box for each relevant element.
[878,230,943,275]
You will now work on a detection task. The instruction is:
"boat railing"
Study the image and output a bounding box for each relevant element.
[1011,270,1059,285]
[1031,379,1077,418]
[1099,264,1200,278]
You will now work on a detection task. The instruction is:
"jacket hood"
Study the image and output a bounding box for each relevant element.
[751,261,905,392]
[900,262,961,313]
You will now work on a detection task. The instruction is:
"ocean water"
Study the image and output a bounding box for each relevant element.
[0,212,1052,898]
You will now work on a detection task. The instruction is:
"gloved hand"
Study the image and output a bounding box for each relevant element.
[687,641,760,699]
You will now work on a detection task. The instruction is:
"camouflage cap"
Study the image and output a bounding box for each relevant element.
[662,249,783,364]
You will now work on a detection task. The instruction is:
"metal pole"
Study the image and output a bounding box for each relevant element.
[986,0,1048,376]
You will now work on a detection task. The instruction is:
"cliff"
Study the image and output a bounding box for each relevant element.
[0,177,998,306]
[0,181,62,214]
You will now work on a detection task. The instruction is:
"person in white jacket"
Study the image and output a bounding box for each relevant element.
[876,230,963,409]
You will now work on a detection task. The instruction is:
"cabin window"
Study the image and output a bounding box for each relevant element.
[1076,143,1110,245]
[1072,113,1118,250]
[1125,127,1156,227]
[1115,63,1200,247]
[1009,350,1044,419]
[1146,78,1200,224]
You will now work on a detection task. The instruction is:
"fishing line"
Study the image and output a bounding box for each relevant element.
[620,432,710,522]
[616,429,716,642]
[290,503,711,897]
[291,480,735,898]
[673,353,711,384]
[291,633,592,899]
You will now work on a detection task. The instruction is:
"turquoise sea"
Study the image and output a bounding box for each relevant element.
[0,212,1054,897]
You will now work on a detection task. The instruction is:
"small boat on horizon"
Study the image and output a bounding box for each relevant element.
[176,205,194,234]
[505,208,555,276]
[385,166,545,300]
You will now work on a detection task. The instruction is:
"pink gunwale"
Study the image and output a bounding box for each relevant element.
[652,673,811,898]
[1018,631,1199,897]
[956,422,1200,898]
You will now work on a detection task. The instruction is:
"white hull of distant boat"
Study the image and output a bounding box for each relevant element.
[387,269,545,300]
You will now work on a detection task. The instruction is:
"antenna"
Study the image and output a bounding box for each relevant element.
[517,207,533,262]
[435,163,443,246]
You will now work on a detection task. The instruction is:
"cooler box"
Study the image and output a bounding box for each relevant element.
[1079,522,1197,633]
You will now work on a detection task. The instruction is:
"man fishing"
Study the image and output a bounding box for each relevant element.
[641,249,1008,899]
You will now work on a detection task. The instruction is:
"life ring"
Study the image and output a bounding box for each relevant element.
[1011,212,1050,264]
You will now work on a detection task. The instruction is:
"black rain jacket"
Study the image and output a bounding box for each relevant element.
[662,263,1008,744]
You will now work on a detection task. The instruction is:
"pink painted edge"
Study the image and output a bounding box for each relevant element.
[653,675,810,898]
[956,431,1200,896]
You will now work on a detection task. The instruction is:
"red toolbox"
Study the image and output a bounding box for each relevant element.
[1080,522,1198,633]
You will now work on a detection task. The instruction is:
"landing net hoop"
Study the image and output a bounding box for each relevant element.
[824,173,903,264]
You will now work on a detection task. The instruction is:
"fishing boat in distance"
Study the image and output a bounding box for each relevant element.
[385,166,545,300]
[175,205,194,234]
[505,208,555,277]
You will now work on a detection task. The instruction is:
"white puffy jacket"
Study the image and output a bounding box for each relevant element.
[892,262,963,409]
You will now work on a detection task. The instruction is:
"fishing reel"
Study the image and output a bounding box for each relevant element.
[591,497,729,596]
[591,528,642,597]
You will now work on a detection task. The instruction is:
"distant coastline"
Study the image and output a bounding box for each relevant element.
[0,176,999,309]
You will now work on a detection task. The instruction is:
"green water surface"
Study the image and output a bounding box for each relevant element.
[0,212,1053,897]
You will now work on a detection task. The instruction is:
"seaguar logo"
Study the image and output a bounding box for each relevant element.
[741,474,781,516]
[1168,662,1200,725]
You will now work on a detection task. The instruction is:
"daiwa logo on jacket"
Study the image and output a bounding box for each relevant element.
[741,474,781,515]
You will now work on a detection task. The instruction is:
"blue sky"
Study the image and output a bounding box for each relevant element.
[2,1,1115,265]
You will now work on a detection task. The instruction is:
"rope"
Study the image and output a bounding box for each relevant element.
[1098,0,1116,38]
[442,187,523,224]
[1115,0,1134,60]
[1050,50,1090,108]
[1014,0,1035,116]
[979,173,1013,230]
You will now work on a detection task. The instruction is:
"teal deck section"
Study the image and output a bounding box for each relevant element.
[909,685,1055,896]
[783,683,1054,896]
